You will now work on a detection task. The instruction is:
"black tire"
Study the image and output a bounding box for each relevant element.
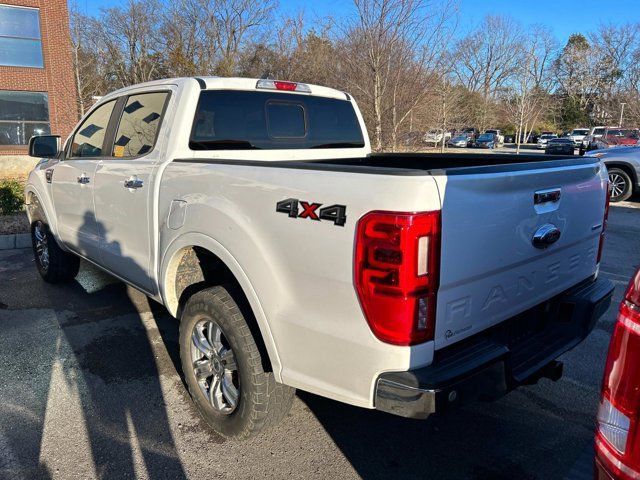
[31,219,80,283]
[179,285,295,439]
[608,168,633,203]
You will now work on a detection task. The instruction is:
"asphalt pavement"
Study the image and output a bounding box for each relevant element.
[0,198,638,480]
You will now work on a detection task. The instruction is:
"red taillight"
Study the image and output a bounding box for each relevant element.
[354,211,440,346]
[596,268,640,479]
[598,181,612,264]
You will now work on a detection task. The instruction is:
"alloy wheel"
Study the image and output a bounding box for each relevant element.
[34,221,50,272]
[190,319,239,414]
[609,172,627,199]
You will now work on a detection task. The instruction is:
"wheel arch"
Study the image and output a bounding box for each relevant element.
[160,232,282,379]
[24,185,62,241]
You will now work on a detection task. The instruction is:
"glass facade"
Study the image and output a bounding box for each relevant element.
[0,5,44,68]
[0,91,50,145]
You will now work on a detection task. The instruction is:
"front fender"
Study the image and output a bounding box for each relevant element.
[24,160,61,241]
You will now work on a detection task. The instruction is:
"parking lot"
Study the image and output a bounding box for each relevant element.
[0,198,638,480]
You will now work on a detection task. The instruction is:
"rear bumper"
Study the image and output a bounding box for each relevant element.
[374,276,614,419]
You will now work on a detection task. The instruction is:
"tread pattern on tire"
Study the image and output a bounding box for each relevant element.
[31,216,80,283]
[180,285,295,439]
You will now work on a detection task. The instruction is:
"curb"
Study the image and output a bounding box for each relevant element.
[0,233,30,250]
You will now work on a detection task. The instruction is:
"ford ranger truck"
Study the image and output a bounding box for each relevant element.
[24,77,614,439]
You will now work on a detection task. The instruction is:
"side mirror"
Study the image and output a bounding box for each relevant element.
[29,135,61,158]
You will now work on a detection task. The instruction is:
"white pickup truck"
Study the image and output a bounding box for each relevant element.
[25,77,614,439]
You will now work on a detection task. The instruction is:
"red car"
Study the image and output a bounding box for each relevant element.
[592,129,640,150]
[595,267,640,479]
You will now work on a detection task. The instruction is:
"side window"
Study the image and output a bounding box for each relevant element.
[70,100,116,158]
[112,92,169,158]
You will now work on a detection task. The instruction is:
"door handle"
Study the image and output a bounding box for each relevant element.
[77,174,90,184]
[124,176,144,189]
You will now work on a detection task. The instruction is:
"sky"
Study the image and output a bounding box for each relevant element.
[78,0,640,45]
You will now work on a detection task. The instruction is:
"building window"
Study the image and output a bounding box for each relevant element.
[0,5,44,68]
[0,91,50,146]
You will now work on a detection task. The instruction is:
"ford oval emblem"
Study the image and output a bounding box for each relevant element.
[532,224,561,249]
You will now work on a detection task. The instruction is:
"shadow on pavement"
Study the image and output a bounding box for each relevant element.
[0,215,187,479]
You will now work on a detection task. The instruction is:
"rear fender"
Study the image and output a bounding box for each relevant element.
[160,232,283,381]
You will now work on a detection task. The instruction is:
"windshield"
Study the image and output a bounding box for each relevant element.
[572,129,589,135]
[478,133,494,141]
[540,134,556,139]
[593,128,605,136]
[190,90,365,150]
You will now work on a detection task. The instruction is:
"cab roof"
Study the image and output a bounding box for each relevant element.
[102,77,350,102]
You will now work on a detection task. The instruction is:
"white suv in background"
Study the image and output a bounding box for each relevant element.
[424,129,451,145]
[568,128,589,146]
[537,133,558,149]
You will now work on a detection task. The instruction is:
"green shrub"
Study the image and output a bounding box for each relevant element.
[0,178,24,215]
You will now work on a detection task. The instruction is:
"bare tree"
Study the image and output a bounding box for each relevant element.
[69,3,106,116]
[339,0,456,151]
[503,26,556,153]
[589,23,640,125]
[160,0,211,77]
[198,0,276,76]
[453,15,523,131]
[92,0,164,87]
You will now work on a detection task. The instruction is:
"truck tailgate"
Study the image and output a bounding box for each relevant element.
[433,160,607,349]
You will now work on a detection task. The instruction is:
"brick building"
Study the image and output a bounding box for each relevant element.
[0,0,77,176]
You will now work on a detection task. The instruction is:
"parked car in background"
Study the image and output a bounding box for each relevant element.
[485,129,504,147]
[461,127,479,137]
[590,128,640,151]
[401,131,425,148]
[580,126,619,155]
[447,134,471,148]
[595,267,640,480]
[474,132,497,148]
[587,146,640,202]
[537,133,558,149]
[424,129,451,145]
[545,138,575,155]
[568,128,590,146]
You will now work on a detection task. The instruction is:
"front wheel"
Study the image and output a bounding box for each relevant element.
[31,220,80,283]
[608,168,633,202]
[179,286,295,439]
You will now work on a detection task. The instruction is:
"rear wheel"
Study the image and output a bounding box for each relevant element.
[179,286,295,439]
[31,220,80,283]
[608,168,633,203]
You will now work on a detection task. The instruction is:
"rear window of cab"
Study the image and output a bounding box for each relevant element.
[189,90,365,150]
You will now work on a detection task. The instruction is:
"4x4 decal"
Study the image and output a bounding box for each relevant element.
[276,198,346,227]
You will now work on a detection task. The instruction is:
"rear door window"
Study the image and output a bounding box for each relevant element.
[111,91,170,158]
[190,90,365,150]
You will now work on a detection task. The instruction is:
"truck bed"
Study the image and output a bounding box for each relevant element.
[312,153,597,175]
